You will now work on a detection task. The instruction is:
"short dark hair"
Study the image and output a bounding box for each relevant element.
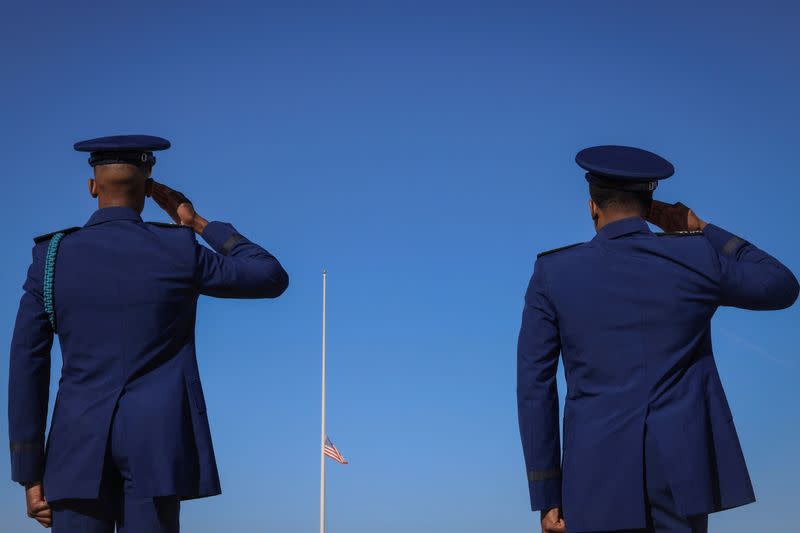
[589,183,653,216]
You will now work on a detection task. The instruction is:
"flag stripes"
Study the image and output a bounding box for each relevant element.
[324,437,348,464]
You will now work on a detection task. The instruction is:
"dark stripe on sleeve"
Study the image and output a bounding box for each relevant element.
[10,441,42,454]
[221,233,244,255]
[528,468,562,482]
[722,236,746,256]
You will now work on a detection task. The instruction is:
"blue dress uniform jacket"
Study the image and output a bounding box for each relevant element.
[9,206,288,502]
[517,216,798,532]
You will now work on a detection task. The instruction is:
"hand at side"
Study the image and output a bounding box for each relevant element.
[25,482,51,528]
[541,507,566,533]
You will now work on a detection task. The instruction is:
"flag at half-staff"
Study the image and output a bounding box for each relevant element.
[324,437,349,465]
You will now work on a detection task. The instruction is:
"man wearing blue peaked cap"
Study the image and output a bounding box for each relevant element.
[8,135,289,531]
[517,145,798,533]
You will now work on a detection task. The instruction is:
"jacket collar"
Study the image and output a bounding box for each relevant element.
[85,206,143,227]
[592,216,651,241]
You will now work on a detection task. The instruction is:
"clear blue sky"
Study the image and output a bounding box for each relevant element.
[1,2,798,531]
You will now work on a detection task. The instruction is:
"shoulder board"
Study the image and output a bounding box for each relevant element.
[33,226,81,244]
[145,221,192,229]
[655,231,704,237]
[537,242,584,258]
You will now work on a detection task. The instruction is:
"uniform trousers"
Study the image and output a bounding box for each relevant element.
[575,426,708,533]
[50,404,181,533]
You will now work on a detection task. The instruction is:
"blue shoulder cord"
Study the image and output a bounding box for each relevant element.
[43,232,65,333]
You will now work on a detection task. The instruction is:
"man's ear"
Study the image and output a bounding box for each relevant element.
[145,177,154,198]
[589,199,599,222]
[88,178,98,198]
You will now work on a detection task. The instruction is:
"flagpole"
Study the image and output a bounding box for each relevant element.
[320,269,327,533]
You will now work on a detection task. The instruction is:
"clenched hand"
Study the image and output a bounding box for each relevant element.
[26,482,51,528]
[541,507,566,533]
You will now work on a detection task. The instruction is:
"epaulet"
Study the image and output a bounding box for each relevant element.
[537,242,584,258]
[146,221,192,229]
[655,231,704,237]
[33,227,81,244]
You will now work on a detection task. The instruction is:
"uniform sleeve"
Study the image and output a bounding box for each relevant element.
[517,258,562,512]
[704,224,799,310]
[195,221,289,298]
[8,244,53,484]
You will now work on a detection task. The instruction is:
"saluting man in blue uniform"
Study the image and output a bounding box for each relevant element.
[8,135,289,532]
[517,146,798,533]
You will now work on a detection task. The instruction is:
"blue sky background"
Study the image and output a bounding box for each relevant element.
[1,2,798,531]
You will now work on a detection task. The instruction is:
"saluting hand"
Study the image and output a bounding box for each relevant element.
[25,482,51,528]
[149,180,208,234]
[541,507,566,533]
[647,200,707,232]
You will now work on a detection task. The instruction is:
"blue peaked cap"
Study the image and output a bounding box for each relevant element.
[74,135,171,167]
[577,145,674,192]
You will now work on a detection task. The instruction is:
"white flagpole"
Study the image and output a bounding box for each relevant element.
[320,269,327,533]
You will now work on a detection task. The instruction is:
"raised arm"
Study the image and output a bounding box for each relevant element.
[195,221,288,298]
[648,200,798,311]
[703,223,798,310]
[150,180,289,299]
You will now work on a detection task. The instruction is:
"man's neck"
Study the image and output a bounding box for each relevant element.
[595,211,642,232]
[97,198,143,212]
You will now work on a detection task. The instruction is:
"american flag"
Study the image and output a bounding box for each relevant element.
[324,437,348,464]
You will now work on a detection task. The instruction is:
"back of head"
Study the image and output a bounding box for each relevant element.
[92,163,151,211]
[74,134,170,212]
[589,183,653,218]
[576,145,673,227]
